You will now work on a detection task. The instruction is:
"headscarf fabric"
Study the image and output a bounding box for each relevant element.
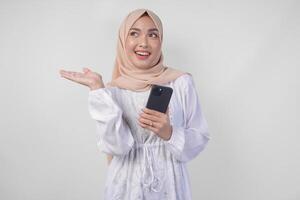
[107,8,189,91]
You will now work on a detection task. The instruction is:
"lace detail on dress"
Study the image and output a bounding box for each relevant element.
[136,143,166,193]
[106,144,168,200]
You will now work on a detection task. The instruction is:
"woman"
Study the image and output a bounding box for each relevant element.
[60,8,210,200]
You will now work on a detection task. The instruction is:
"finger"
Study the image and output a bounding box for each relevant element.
[62,71,84,79]
[60,70,73,78]
[60,71,86,84]
[60,69,80,76]
[138,121,158,133]
[139,111,160,122]
[138,120,148,128]
[60,69,74,74]
[60,70,74,77]
[69,71,83,78]
[138,117,154,126]
[142,108,164,117]
[83,67,91,73]
[166,107,171,118]
[60,71,75,80]
[59,69,68,76]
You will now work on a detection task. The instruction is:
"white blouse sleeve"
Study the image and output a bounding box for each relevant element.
[164,74,211,162]
[88,87,134,156]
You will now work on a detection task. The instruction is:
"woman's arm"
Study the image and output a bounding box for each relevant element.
[164,74,211,162]
[88,87,134,157]
[59,68,123,165]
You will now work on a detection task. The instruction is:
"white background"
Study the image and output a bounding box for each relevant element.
[0,0,299,199]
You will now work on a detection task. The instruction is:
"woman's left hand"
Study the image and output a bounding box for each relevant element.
[138,107,172,141]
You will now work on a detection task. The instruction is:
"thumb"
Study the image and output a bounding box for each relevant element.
[82,67,91,73]
[166,107,170,115]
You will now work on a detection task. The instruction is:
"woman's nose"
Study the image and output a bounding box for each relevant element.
[138,43,148,48]
[138,35,148,48]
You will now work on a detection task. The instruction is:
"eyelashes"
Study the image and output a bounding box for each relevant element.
[129,31,138,37]
[129,31,159,38]
[149,33,158,38]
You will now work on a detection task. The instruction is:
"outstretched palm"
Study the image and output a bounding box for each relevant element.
[59,67,104,89]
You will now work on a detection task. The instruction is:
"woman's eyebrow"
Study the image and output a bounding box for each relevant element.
[129,28,158,32]
[129,28,141,31]
[148,28,158,32]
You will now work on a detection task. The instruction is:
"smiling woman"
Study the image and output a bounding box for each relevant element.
[59,8,210,200]
[125,13,162,69]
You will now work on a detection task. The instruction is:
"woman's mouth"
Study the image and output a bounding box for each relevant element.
[135,51,151,60]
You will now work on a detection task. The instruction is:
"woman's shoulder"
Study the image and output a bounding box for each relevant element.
[171,73,194,90]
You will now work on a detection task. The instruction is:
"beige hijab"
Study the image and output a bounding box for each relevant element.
[106,8,189,91]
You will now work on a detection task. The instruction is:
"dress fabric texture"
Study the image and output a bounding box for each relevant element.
[88,74,211,200]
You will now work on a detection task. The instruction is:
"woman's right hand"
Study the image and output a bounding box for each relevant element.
[59,67,105,90]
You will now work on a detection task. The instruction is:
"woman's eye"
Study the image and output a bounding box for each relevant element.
[129,31,138,37]
[149,33,158,38]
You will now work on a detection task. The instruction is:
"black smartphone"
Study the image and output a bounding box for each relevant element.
[146,84,173,113]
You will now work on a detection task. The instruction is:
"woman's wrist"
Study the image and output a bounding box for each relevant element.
[89,76,105,90]
[163,126,173,141]
[89,82,104,91]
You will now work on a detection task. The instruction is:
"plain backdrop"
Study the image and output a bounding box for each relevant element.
[0,0,299,199]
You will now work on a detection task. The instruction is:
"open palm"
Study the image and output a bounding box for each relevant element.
[59,67,104,89]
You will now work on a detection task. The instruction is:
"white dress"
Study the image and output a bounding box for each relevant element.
[88,74,211,200]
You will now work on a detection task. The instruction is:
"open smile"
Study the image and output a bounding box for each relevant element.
[135,51,151,60]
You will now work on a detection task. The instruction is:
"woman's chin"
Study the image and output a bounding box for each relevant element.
[131,60,153,69]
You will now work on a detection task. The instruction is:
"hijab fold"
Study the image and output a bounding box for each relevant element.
[107,8,189,91]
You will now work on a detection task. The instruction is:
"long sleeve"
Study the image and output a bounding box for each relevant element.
[88,87,134,156]
[164,75,211,162]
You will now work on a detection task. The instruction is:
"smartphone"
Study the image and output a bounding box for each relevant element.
[146,84,173,113]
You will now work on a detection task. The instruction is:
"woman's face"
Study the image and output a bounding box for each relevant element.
[125,15,162,70]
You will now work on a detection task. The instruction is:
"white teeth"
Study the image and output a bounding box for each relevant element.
[135,51,150,56]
